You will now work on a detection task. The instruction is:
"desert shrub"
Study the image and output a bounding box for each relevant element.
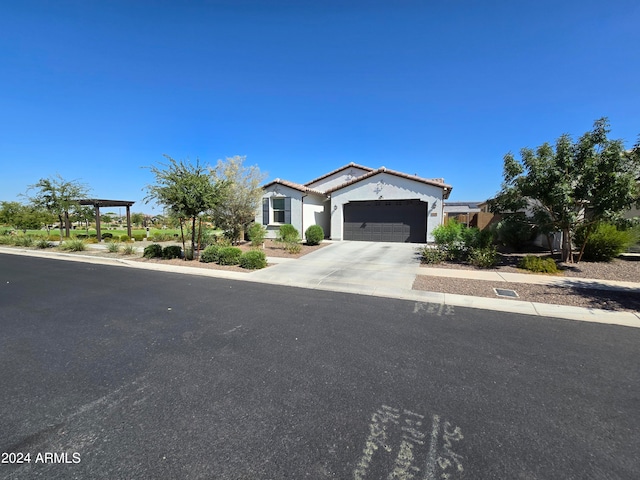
[133,233,146,242]
[0,236,14,245]
[284,241,302,254]
[247,223,267,247]
[107,242,121,253]
[197,229,219,248]
[468,246,498,268]
[119,234,130,242]
[150,232,174,242]
[60,239,87,251]
[419,245,447,264]
[575,223,635,262]
[305,225,324,245]
[162,245,182,259]
[35,238,53,249]
[495,215,536,251]
[14,236,34,247]
[239,250,267,269]
[200,245,221,263]
[217,246,242,265]
[121,244,137,255]
[143,243,163,258]
[277,224,299,243]
[48,234,60,241]
[101,232,113,240]
[518,255,558,274]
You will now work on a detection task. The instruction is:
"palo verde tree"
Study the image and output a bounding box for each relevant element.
[25,174,90,239]
[145,155,226,258]
[209,155,266,244]
[491,118,640,262]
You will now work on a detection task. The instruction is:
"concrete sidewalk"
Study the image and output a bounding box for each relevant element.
[2,244,639,328]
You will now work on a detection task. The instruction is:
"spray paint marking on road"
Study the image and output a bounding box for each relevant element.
[413,302,455,317]
[354,405,464,480]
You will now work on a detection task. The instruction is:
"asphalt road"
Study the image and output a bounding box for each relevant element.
[1,253,638,479]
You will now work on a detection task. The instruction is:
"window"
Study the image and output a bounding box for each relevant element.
[272,198,285,223]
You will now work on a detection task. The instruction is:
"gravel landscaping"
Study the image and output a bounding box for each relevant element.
[414,254,640,312]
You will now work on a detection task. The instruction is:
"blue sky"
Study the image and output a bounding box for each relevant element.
[2,0,639,214]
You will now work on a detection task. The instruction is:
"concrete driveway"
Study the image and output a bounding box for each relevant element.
[251,241,424,295]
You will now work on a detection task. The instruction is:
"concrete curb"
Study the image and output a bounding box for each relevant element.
[2,246,639,328]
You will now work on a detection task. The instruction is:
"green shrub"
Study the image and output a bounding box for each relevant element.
[305,225,324,245]
[48,234,60,241]
[162,245,182,259]
[119,234,130,242]
[150,232,174,242]
[277,224,299,243]
[35,238,53,249]
[575,223,635,262]
[60,239,87,251]
[468,246,498,268]
[107,242,121,253]
[101,232,113,240]
[495,215,536,251]
[121,244,137,255]
[133,233,146,242]
[239,250,267,269]
[143,244,163,258]
[462,227,493,250]
[200,245,221,263]
[14,236,34,247]
[0,236,14,245]
[432,219,463,246]
[247,223,267,247]
[284,241,302,254]
[419,245,447,264]
[217,246,242,265]
[518,255,559,274]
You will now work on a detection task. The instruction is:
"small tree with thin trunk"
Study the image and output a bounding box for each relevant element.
[209,156,266,244]
[25,174,90,240]
[145,155,226,259]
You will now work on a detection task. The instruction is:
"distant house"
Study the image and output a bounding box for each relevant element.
[256,163,452,243]
[443,202,482,227]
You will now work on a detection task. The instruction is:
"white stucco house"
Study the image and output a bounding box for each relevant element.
[256,163,452,243]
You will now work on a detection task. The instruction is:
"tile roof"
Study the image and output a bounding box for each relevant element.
[262,178,326,196]
[303,162,375,186]
[324,167,453,198]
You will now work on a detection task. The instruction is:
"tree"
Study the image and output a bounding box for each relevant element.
[71,205,96,233]
[491,118,640,262]
[0,201,49,232]
[209,156,266,244]
[25,175,90,239]
[131,212,145,227]
[145,155,226,258]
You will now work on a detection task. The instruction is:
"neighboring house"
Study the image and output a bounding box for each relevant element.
[257,163,452,243]
[443,202,482,227]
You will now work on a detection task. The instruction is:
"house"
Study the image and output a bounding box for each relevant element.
[443,202,482,227]
[256,163,452,243]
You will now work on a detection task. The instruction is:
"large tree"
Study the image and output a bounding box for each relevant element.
[145,155,226,257]
[209,156,266,244]
[491,118,640,262]
[25,175,90,239]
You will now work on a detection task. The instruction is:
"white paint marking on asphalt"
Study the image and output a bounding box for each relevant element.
[423,414,440,480]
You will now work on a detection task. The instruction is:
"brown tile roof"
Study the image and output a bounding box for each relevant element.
[303,162,375,186]
[324,167,453,198]
[262,178,326,196]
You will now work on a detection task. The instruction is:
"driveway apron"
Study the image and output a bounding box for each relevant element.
[250,241,423,294]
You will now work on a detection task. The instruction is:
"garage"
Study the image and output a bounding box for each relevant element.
[343,199,427,242]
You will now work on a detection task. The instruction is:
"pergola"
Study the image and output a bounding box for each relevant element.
[79,199,135,242]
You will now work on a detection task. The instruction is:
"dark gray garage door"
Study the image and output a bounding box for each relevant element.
[343,200,427,242]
